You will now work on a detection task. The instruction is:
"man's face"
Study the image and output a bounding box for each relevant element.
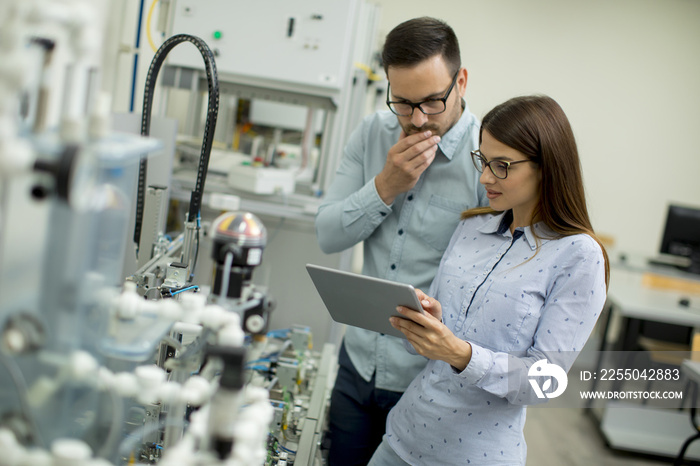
[386,55,467,138]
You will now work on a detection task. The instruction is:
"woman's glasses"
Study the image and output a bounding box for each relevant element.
[471,150,533,179]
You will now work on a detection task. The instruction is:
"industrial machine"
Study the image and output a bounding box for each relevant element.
[159,0,382,357]
[164,0,382,199]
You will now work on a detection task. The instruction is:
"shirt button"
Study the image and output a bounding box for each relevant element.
[380,212,387,217]
[391,264,396,270]
[398,229,404,235]
[408,194,414,201]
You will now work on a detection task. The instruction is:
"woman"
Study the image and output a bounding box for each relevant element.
[368,95,609,465]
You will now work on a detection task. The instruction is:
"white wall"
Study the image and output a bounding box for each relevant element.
[374,0,700,257]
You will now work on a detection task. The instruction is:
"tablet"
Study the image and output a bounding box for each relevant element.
[306,264,424,339]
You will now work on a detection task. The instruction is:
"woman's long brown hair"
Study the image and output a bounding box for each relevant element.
[463,95,610,287]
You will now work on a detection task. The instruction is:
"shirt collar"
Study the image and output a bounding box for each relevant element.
[476,210,554,251]
[437,99,475,161]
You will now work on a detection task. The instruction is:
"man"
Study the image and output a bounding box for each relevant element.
[315,17,488,465]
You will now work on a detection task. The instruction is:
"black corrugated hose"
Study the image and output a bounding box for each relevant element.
[134,34,219,255]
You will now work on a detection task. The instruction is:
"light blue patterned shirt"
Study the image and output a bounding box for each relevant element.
[386,211,607,464]
[315,104,487,391]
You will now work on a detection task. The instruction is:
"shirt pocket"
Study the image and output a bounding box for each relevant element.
[469,283,536,352]
[417,194,466,251]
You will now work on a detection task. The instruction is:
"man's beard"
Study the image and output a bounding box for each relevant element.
[399,104,459,137]
[401,122,442,136]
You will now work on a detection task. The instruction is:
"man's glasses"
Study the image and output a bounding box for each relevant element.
[471,150,532,179]
[386,70,459,117]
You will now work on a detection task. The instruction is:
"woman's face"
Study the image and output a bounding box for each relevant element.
[478,130,541,229]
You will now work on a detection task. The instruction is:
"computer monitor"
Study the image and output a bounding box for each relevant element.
[659,204,700,274]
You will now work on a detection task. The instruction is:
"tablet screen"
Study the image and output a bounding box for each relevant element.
[306,264,424,339]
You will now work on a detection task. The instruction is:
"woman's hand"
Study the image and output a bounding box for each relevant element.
[415,288,442,321]
[390,290,472,371]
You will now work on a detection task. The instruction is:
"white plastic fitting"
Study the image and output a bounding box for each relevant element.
[208,390,242,440]
[171,322,203,337]
[198,304,228,329]
[0,50,28,92]
[0,134,34,176]
[157,382,182,406]
[113,282,174,321]
[179,292,208,323]
[245,385,271,405]
[113,282,143,320]
[68,351,99,382]
[186,405,208,440]
[86,460,115,466]
[231,419,268,466]
[0,428,24,465]
[26,376,58,408]
[158,300,184,321]
[135,365,167,404]
[3,327,27,353]
[180,375,213,407]
[111,371,138,399]
[135,365,166,386]
[95,367,116,392]
[217,322,245,347]
[156,435,198,466]
[17,449,51,466]
[229,387,273,466]
[51,438,92,465]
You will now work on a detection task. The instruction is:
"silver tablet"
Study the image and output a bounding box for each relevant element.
[306,264,424,339]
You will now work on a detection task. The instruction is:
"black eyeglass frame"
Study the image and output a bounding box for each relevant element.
[385,70,460,117]
[471,150,533,180]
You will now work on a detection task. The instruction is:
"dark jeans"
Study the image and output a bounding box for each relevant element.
[326,342,403,466]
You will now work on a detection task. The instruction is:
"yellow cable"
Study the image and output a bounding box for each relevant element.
[354,62,383,82]
[146,0,160,53]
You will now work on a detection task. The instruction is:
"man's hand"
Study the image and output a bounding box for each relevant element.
[375,130,440,204]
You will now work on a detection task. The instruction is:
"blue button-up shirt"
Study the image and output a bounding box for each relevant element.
[386,212,607,464]
[315,104,487,391]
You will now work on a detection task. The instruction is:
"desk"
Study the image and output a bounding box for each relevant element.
[606,262,700,327]
[589,261,700,460]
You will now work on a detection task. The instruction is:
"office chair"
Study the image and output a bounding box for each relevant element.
[672,335,700,466]
[619,320,693,408]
